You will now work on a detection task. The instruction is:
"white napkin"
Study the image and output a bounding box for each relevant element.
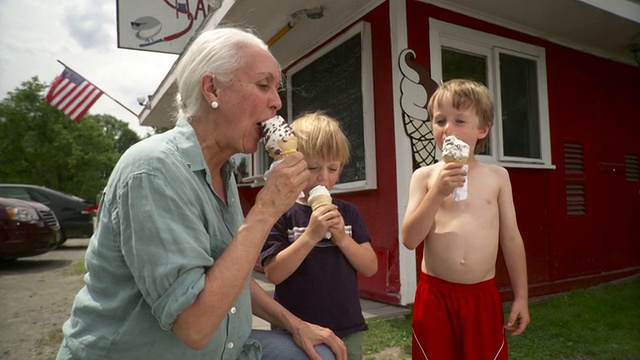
[453,164,468,201]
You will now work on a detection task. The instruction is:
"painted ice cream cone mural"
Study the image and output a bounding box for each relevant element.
[399,49,440,167]
[261,115,298,160]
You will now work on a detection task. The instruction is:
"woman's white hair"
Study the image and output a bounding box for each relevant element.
[174,27,273,120]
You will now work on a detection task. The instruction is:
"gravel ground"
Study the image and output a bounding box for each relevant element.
[0,238,406,360]
[0,238,88,360]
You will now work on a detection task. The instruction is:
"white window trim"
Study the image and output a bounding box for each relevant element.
[429,18,553,169]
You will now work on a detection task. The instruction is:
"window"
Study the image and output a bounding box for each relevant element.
[248,22,377,192]
[430,19,552,168]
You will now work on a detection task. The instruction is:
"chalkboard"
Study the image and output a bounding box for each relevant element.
[290,34,366,184]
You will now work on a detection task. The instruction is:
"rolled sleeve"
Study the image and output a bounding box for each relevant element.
[117,170,214,329]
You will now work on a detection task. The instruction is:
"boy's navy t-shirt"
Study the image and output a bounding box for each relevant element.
[259,199,372,338]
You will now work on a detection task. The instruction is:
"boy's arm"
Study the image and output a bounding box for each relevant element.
[263,231,318,285]
[328,205,378,277]
[264,206,336,284]
[401,166,446,250]
[496,167,530,336]
[331,232,378,277]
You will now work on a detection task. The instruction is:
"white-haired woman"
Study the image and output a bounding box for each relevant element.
[57,27,346,360]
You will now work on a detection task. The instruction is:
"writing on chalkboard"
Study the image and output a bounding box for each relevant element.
[286,22,377,192]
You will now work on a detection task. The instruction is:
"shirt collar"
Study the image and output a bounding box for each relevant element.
[174,118,233,179]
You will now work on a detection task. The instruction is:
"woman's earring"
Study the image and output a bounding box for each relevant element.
[211,101,219,109]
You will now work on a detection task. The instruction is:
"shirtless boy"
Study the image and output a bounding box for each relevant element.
[402,79,529,360]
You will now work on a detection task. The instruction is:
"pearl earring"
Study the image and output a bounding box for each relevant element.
[211,101,219,109]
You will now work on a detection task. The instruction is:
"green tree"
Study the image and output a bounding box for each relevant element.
[0,77,141,200]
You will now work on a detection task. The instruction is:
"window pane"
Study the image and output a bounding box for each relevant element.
[499,53,540,158]
[442,48,487,84]
[441,48,490,155]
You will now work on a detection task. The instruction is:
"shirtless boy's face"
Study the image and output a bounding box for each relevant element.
[432,95,489,153]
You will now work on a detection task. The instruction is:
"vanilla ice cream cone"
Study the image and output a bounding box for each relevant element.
[307,185,332,211]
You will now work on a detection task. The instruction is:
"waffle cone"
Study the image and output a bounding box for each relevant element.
[274,137,298,160]
[442,155,468,164]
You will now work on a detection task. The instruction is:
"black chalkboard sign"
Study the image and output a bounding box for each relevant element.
[290,34,365,184]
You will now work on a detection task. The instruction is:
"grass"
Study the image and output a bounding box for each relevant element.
[363,276,640,359]
[363,312,412,359]
[57,261,87,276]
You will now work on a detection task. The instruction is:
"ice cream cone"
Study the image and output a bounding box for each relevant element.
[307,185,332,211]
[441,135,470,163]
[442,155,469,164]
[274,136,298,160]
[261,116,298,160]
[442,135,470,201]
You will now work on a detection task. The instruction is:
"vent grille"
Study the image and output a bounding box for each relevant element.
[564,142,586,216]
[625,154,639,182]
[38,210,60,229]
[564,142,584,175]
[566,183,586,216]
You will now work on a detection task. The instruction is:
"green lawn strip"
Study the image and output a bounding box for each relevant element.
[363,313,412,357]
[507,278,640,359]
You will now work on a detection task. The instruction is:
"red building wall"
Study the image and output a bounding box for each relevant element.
[241,1,640,305]
[409,2,640,299]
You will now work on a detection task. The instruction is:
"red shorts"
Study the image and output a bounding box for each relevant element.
[412,273,507,360]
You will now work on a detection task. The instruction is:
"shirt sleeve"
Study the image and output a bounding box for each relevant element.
[115,171,213,330]
[344,202,372,245]
[259,215,290,266]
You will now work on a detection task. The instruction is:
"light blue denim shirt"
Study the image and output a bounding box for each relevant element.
[58,118,260,360]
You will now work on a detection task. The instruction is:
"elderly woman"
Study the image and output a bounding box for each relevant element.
[56,27,346,360]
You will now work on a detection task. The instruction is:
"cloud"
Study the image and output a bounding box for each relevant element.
[0,0,178,137]
[63,2,114,50]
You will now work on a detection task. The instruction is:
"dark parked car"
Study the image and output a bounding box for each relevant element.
[0,184,94,245]
[0,197,60,261]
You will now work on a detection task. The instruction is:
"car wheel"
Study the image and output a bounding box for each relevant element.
[56,229,67,247]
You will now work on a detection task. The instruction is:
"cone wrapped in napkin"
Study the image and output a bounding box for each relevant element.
[442,135,470,201]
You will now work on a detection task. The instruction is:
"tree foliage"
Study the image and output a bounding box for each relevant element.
[0,77,141,201]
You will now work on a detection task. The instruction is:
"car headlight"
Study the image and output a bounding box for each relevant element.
[5,206,40,223]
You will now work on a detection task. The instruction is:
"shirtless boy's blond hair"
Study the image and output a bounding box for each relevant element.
[427,79,494,153]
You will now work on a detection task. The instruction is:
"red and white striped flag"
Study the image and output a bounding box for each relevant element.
[45,67,103,122]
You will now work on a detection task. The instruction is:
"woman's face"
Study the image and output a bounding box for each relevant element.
[216,45,282,154]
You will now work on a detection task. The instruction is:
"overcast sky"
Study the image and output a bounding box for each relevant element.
[0,0,179,137]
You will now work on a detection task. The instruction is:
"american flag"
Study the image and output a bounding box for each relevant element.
[45,67,103,122]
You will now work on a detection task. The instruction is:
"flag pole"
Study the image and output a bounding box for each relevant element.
[56,60,139,118]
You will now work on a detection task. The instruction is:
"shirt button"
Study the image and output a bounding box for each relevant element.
[227,342,234,349]
[230,307,237,314]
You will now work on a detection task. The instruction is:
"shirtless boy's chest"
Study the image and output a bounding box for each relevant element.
[429,165,500,220]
